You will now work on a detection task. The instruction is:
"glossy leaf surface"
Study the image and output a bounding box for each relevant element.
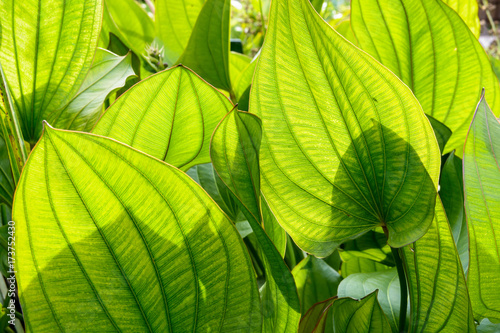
[0,0,103,143]
[464,95,500,321]
[93,65,232,170]
[250,0,440,256]
[14,127,261,332]
[351,0,500,153]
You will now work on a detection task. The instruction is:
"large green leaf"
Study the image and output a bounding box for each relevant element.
[178,0,231,91]
[402,199,475,332]
[211,109,301,332]
[331,291,392,332]
[249,0,440,256]
[100,0,154,61]
[0,0,103,144]
[155,0,205,65]
[337,268,407,332]
[442,0,480,38]
[292,255,342,315]
[14,126,261,331]
[350,0,500,153]
[47,49,136,132]
[440,151,468,272]
[464,94,500,321]
[93,65,232,171]
[298,297,335,333]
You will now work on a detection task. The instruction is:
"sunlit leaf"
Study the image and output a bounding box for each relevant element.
[14,126,261,331]
[93,65,232,171]
[464,93,500,321]
[298,297,335,333]
[155,0,205,65]
[402,199,475,331]
[47,49,135,132]
[100,0,154,61]
[250,0,440,257]
[341,257,391,278]
[211,109,301,332]
[178,0,231,91]
[339,229,394,266]
[0,136,15,207]
[442,0,480,38]
[0,0,103,143]
[351,0,500,153]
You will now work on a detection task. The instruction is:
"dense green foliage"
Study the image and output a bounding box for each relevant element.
[0,0,499,332]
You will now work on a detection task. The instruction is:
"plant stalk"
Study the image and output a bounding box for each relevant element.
[391,246,408,333]
[0,62,28,185]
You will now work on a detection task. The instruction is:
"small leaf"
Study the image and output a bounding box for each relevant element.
[292,255,342,315]
[332,291,392,333]
[339,229,395,266]
[0,0,103,143]
[338,268,407,332]
[178,0,232,91]
[250,0,440,256]
[402,199,475,331]
[426,115,452,154]
[14,126,261,331]
[351,0,500,153]
[47,49,136,132]
[93,65,232,170]
[101,0,155,61]
[0,136,15,207]
[341,257,391,278]
[298,297,336,333]
[464,93,500,321]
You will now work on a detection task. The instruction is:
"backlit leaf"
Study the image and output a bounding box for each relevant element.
[351,0,500,153]
[250,0,440,256]
[14,126,261,331]
[464,94,500,321]
[93,65,232,171]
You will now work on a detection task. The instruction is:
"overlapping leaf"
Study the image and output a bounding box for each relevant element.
[338,268,406,332]
[402,199,475,331]
[292,255,341,315]
[178,0,231,91]
[0,0,103,143]
[350,0,500,153]
[93,65,232,170]
[156,0,205,65]
[250,0,440,256]
[48,49,136,132]
[14,126,261,332]
[442,0,480,38]
[211,109,300,332]
[0,136,14,207]
[464,94,500,321]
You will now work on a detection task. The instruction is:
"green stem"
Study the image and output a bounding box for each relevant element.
[391,246,407,333]
[0,62,28,185]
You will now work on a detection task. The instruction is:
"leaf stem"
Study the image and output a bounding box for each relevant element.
[391,246,407,333]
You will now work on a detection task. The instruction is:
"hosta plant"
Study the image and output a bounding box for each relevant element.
[0,0,499,332]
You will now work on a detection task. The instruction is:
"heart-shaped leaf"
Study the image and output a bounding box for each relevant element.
[14,126,261,331]
[93,65,232,170]
[249,0,440,256]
